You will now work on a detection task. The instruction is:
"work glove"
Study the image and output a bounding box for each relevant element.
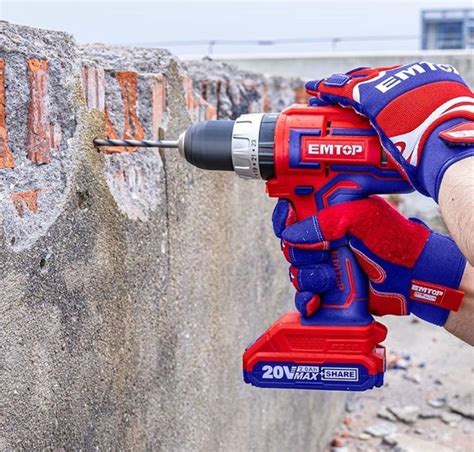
[272,197,466,326]
[305,62,474,200]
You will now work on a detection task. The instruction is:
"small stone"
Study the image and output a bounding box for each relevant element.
[358,432,371,440]
[388,405,419,424]
[403,373,422,384]
[377,407,397,422]
[412,374,422,384]
[364,421,398,437]
[387,352,401,369]
[382,435,398,447]
[390,433,452,452]
[419,410,441,419]
[345,398,355,413]
[394,358,409,370]
[414,427,424,435]
[331,447,348,452]
[441,412,462,425]
[427,397,446,408]
[448,393,474,419]
[342,415,352,426]
[330,437,344,447]
[434,378,443,386]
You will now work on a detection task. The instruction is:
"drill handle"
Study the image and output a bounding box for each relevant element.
[306,245,372,326]
[288,197,373,327]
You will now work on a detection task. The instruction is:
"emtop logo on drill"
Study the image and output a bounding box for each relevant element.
[302,137,367,162]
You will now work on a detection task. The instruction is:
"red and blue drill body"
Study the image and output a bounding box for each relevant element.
[242,104,412,391]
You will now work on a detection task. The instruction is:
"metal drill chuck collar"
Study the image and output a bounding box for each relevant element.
[179,113,276,180]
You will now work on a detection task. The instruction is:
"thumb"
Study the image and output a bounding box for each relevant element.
[272,199,296,238]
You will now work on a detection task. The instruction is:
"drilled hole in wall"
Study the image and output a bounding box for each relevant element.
[77,190,91,210]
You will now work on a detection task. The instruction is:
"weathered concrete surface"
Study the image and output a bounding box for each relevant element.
[0,22,345,450]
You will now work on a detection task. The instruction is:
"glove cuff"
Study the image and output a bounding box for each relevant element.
[419,117,474,201]
[411,231,466,325]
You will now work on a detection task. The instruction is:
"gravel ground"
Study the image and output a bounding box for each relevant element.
[325,315,474,452]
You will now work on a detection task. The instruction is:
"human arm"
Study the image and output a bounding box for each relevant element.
[445,263,474,345]
[438,156,474,344]
[438,156,474,264]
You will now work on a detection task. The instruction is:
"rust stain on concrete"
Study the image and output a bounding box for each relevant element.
[182,75,194,112]
[117,71,145,141]
[103,71,145,154]
[205,104,217,120]
[294,86,309,104]
[152,74,166,139]
[81,66,105,111]
[26,59,58,165]
[183,76,217,121]
[11,189,40,217]
[262,84,271,113]
[0,59,15,169]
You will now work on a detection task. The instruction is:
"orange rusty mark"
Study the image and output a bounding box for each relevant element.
[11,189,40,218]
[0,60,15,169]
[26,59,57,165]
[182,76,194,112]
[262,84,271,113]
[116,71,145,141]
[182,76,218,121]
[152,74,166,139]
[102,71,145,154]
[294,86,309,104]
[102,107,130,155]
[206,104,217,120]
[81,66,105,111]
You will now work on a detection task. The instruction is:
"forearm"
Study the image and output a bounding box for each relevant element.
[445,262,474,345]
[438,156,474,265]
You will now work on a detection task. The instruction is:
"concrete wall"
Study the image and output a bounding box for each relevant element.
[214,50,474,86]
[0,22,345,450]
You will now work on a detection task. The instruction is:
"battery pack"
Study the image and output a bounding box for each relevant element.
[243,312,387,391]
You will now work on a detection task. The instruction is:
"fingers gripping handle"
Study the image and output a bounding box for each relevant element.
[286,197,373,327]
[303,246,373,326]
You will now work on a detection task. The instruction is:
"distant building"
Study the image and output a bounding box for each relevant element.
[422,9,474,49]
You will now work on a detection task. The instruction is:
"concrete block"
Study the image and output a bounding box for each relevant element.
[0,21,345,451]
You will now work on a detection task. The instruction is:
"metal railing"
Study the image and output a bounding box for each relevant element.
[123,35,420,55]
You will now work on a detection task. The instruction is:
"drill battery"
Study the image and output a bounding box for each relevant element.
[243,312,387,391]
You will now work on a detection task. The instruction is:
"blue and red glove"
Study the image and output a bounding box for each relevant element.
[272,197,466,326]
[305,62,474,200]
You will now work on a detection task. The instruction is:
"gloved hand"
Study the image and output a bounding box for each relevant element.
[305,62,474,200]
[272,197,466,326]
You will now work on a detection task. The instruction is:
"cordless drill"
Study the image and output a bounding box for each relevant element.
[175,104,413,391]
[97,103,413,391]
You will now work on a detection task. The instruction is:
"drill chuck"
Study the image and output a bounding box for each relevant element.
[178,113,277,180]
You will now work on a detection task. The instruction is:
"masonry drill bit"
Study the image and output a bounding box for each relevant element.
[93,138,180,148]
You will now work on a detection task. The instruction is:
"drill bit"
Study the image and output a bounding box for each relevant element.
[93,138,179,148]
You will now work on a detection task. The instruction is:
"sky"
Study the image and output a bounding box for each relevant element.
[0,0,472,56]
